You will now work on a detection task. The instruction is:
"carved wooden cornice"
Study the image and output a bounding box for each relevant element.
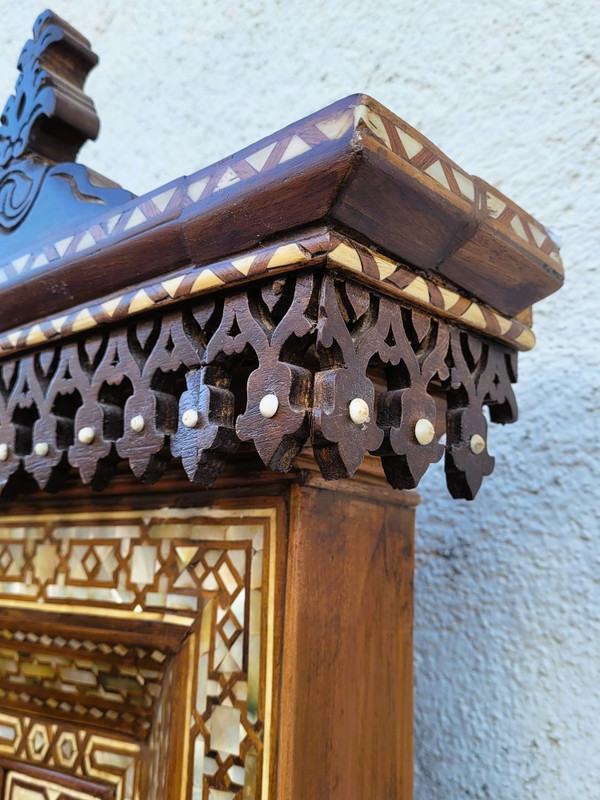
[0,11,563,501]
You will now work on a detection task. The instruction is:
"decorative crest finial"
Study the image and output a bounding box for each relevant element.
[0,10,131,250]
[0,9,99,167]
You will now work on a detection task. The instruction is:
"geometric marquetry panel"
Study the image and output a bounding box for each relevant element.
[0,717,140,799]
[3,769,101,799]
[0,506,278,800]
[0,634,167,738]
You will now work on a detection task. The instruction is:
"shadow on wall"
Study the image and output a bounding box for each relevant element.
[412,341,598,799]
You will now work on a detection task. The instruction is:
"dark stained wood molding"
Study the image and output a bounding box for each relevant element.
[0,19,562,328]
[0,12,563,504]
[0,228,536,359]
[0,102,561,325]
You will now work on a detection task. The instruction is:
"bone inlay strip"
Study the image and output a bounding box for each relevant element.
[0,231,534,357]
[0,99,561,291]
[328,238,535,350]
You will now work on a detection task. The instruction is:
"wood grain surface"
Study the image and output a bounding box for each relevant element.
[277,483,415,800]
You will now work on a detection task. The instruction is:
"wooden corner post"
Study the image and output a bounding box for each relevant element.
[277,480,416,800]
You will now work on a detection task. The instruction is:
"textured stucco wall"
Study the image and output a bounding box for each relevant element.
[1,1,598,798]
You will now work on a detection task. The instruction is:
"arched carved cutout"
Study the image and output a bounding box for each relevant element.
[0,270,518,499]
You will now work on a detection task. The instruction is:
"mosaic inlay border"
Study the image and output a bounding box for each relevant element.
[0,230,534,355]
[0,505,278,800]
[0,97,562,294]
[0,714,142,800]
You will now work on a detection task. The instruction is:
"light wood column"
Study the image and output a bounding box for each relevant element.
[276,481,416,800]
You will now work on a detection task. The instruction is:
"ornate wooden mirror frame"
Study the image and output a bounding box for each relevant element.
[0,11,563,800]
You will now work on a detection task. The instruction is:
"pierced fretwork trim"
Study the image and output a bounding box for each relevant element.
[0,270,516,499]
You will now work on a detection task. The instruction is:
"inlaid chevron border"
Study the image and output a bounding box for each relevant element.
[0,103,355,287]
[327,236,536,350]
[0,97,562,290]
[0,230,330,354]
[0,229,535,356]
[353,102,563,273]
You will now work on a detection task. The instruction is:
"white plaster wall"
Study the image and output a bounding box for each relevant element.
[0,1,598,797]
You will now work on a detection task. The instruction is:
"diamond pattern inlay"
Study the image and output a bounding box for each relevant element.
[0,506,276,800]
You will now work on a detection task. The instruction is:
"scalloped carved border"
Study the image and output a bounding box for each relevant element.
[0,269,517,500]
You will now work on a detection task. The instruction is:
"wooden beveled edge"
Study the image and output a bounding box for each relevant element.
[293,450,421,505]
[0,95,560,331]
[0,226,535,356]
[351,97,563,277]
[0,449,420,511]
[0,605,187,649]
[0,760,115,800]
[0,95,358,330]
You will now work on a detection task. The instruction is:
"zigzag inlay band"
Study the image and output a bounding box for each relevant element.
[0,98,562,290]
[0,231,534,356]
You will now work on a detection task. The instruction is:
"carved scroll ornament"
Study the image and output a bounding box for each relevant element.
[0,10,131,251]
[0,11,96,231]
[0,269,516,500]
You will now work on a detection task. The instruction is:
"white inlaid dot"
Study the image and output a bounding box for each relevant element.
[34,442,49,457]
[415,418,435,446]
[78,426,95,445]
[470,433,486,455]
[130,414,145,433]
[349,398,370,425]
[0,443,8,461]
[182,409,199,429]
[259,394,279,419]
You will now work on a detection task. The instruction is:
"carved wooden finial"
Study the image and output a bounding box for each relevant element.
[0,9,99,167]
[0,10,131,253]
